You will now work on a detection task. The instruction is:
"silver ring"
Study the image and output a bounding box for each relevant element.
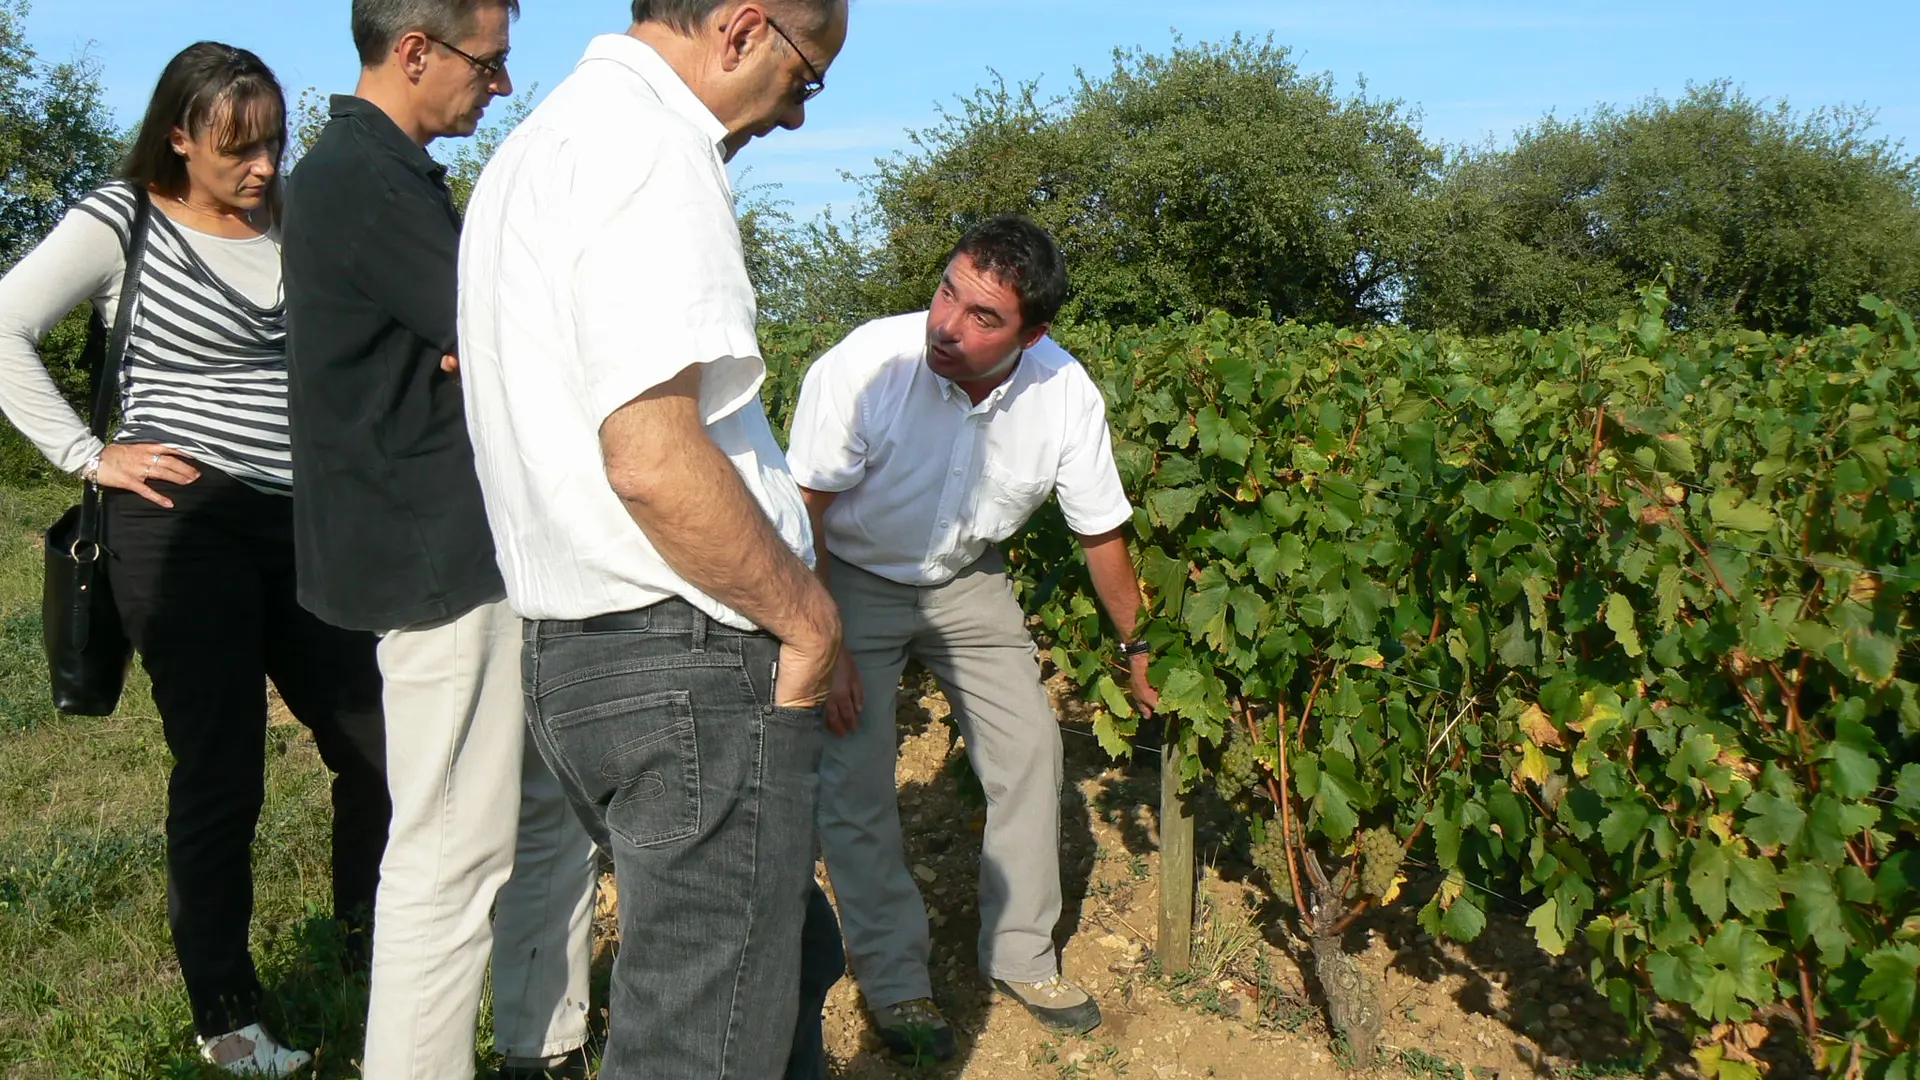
[150,453,160,464]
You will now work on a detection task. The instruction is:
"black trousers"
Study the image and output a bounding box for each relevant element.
[105,466,389,1038]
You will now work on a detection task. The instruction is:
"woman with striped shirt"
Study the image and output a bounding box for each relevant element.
[0,43,387,1076]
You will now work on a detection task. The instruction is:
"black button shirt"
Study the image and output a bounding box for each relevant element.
[282,95,504,632]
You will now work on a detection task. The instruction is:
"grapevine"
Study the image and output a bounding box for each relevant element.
[764,288,1920,1078]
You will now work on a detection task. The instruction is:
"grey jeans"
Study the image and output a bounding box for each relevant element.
[523,600,835,1079]
[820,551,1066,1010]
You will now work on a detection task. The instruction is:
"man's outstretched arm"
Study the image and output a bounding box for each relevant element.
[1077,527,1158,715]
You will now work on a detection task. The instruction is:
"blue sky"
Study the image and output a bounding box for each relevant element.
[26,1,1920,220]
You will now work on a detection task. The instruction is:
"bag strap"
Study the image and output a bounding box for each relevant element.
[86,188,154,439]
[74,189,154,551]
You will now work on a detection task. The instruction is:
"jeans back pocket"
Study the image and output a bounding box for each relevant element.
[549,688,702,849]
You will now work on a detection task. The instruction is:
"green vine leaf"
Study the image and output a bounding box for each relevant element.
[1528,897,1569,956]
[1604,592,1644,657]
[1859,944,1920,1035]
[1709,490,1777,534]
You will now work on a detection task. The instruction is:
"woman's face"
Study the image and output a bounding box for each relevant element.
[169,101,281,213]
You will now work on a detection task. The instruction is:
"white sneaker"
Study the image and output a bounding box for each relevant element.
[196,1024,313,1077]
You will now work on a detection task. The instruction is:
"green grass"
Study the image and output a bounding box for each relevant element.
[0,481,464,1078]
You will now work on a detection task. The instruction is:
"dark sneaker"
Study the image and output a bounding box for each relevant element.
[992,974,1103,1034]
[498,1048,589,1080]
[871,997,957,1063]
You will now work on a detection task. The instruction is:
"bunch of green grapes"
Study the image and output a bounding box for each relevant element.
[1213,725,1264,801]
[1250,821,1293,903]
[1356,826,1404,901]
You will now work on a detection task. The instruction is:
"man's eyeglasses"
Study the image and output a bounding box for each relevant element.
[763,16,825,103]
[428,36,509,81]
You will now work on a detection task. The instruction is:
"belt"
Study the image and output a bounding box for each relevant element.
[570,597,764,639]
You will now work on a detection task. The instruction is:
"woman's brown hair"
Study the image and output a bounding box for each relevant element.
[120,42,288,223]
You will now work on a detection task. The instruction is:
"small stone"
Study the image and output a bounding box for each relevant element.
[1098,934,1131,950]
[1549,1037,1573,1057]
[1548,1003,1571,1020]
[912,864,938,884]
[1491,1009,1511,1024]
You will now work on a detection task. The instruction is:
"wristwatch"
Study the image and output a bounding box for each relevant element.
[79,451,104,486]
[1117,639,1152,661]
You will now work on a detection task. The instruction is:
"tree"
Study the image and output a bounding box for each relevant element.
[443,90,535,213]
[846,36,1442,327]
[1406,82,1920,334]
[0,0,119,271]
[0,0,118,483]
[739,185,884,328]
[286,86,535,213]
[286,87,331,171]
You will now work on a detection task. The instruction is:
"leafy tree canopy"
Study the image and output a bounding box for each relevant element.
[1407,81,1920,335]
[0,0,118,270]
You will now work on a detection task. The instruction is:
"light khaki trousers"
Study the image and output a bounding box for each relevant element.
[819,552,1065,1010]
[361,598,599,1078]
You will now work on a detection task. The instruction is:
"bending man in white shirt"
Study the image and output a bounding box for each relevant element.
[457,3,849,1077]
[787,215,1159,1060]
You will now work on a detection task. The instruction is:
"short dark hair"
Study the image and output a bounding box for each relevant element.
[121,42,287,221]
[351,0,520,67]
[630,0,834,35]
[947,215,1069,329]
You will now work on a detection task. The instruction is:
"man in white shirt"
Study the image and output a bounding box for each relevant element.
[457,2,848,1077]
[787,215,1159,1058]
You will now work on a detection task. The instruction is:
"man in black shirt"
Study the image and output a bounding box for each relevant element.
[281,2,597,1077]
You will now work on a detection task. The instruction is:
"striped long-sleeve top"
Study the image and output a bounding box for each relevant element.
[0,180,292,493]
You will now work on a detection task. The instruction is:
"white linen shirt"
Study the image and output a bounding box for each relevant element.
[786,312,1133,586]
[457,34,813,625]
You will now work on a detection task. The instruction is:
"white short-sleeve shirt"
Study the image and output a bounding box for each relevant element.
[457,35,812,625]
[786,312,1133,586]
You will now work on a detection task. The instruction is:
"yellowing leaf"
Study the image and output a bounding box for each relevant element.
[1571,691,1622,734]
[1519,703,1567,749]
[1517,743,1555,788]
[1381,873,1406,905]
[1709,814,1738,844]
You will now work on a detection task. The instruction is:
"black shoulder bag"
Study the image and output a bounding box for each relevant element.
[42,190,153,716]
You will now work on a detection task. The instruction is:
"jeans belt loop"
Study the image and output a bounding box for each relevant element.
[690,609,708,654]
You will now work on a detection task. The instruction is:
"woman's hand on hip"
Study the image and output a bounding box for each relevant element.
[97,443,200,508]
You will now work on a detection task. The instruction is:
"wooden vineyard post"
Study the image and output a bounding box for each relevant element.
[1158,722,1195,975]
